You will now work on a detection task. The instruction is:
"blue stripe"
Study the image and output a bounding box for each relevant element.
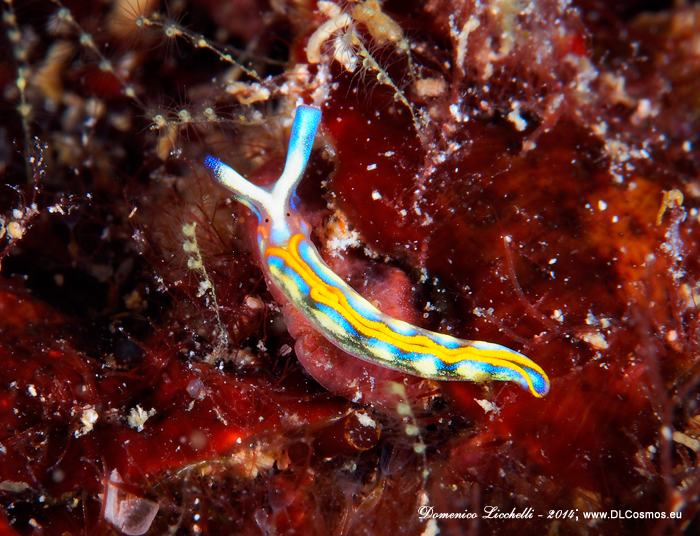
[268,255,311,295]
[315,302,359,338]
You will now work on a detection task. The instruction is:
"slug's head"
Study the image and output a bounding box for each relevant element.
[205,105,322,247]
[257,204,311,250]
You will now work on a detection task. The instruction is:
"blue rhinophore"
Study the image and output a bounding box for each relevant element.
[288,106,322,166]
[204,155,221,173]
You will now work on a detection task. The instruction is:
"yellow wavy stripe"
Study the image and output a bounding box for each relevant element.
[266,235,546,389]
[306,282,540,392]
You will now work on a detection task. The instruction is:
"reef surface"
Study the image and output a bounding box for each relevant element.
[1,0,699,534]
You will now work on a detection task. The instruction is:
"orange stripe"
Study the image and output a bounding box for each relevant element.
[265,235,547,395]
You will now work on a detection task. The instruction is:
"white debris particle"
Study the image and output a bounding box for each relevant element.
[418,267,429,283]
[454,14,480,70]
[324,212,362,257]
[371,190,382,200]
[355,411,376,428]
[673,431,700,452]
[551,309,564,322]
[683,141,692,152]
[0,481,31,493]
[244,296,263,311]
[128,405,156,432]
[507,103,527,131]
[475,399,498,414]
[420,517,440,536]
[633,98,652,122]
[592,121,608,136]
[449,103,468,122]
[612,215,619,223]
[27,384,37,397]
[548,258,557,265]
[580,332,609,350]
[197,280,211,297]
[598,200,607,211]
[76,406,99,438]
[367,163,377,171]
[383,151,395,157]
[586,311,597,325]
[472,307,494,318]
[227,445,276,479]
[225,81,271,105]
[47,204,65,214]
[7,221,24,239]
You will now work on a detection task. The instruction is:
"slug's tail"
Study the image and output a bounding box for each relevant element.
[450,341,550,397]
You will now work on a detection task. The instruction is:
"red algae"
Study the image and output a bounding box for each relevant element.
[1,0,700,535]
